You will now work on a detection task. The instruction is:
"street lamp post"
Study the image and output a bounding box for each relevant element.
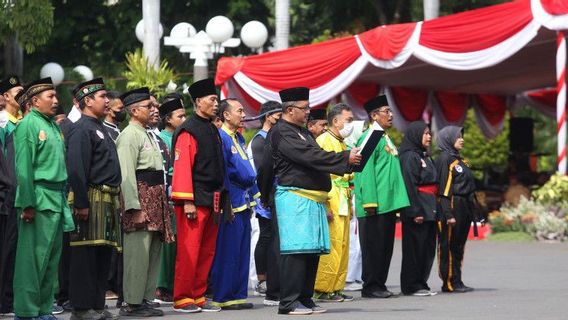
[164,17,268,81]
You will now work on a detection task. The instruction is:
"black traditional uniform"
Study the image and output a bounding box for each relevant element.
[259,87,352,315]
[435,126,477,293]
[399,121,438,295]
[66,78,123,315]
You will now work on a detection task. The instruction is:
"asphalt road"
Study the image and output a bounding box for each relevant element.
[19,240,568,320]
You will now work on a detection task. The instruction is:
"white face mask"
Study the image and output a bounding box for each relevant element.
[339,121,354,138]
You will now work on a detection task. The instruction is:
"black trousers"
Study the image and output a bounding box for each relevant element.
[358,211,396,294]
[266,214,280,301]
[400,220,436,294]
[56,232,71,305]
[254,216,272,275]
[69,246,112,311]
[107,248,123,300]
[437,196,472,291]
[0,209,17,313]
[278,254,319,313]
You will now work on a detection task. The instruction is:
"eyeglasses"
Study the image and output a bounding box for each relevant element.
[378,109,393,115]
[292,105,310,111]
[137,103,153,109]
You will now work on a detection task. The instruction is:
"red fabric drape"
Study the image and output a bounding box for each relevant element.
[357,23,417,60]
[390,87,428,121]
[476,94,507,126]
[540,0,568,15]
[419,0,532,53]
[347,83,380,105]
[215,57,244,86]
[233,36,361,91]
[528,88,557,109]
[435,92,468,122]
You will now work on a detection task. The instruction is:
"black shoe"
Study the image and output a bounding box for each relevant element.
[142,300,160,309]
[221,303,253,310]
[361,290,395,298]
[119,305,155,318]
[61,301,73,312]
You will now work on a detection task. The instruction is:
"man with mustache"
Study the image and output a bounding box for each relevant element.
[354,95,409,299]
[12,78,75,320]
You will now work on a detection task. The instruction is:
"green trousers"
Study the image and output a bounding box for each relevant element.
[157,241,176,292]
[13,210,63,317]
[123,231,162,305]
[157,214,176,292]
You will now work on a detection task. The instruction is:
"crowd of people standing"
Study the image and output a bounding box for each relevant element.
[0,75,482,319]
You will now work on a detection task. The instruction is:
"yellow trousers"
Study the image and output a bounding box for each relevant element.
[314,212,350,293]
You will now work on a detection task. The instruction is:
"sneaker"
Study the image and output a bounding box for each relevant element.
[173,304,201,313]
[96,309,119,320]
[311,305,327,314]
[343,282,363,291]
[412,289,431,297]
[71,310,104,320]
[287,304,313,315]
[153,289,173,305]
[254,281,267,296]
[118,305,155,317]
[263,298,279,306]
[314,292,343,302]
[142,300,160,309]
[61,301,73,312]
[199,301,221,313]
[337,292,354,302]
[52,305,64,315]
[39,315,59,320]
[428,291,438,296]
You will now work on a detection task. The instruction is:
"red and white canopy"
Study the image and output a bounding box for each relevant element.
[215,0,568,172]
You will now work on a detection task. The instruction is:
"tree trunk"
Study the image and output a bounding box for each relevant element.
[274,0,290,50]
[424,0,440,20]
[4,33,23,78]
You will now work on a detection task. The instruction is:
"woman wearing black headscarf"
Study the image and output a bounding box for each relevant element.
[435,126,476,293]
[399,121,438,296]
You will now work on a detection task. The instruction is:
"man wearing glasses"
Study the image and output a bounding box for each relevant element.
[259,87,361,315]
[116,87,174,317]
[354,95,409,299]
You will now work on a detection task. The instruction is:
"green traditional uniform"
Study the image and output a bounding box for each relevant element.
[157,129,176,297]
[116,89,173,310]
[353,130,409,296]
[13,107,74,317]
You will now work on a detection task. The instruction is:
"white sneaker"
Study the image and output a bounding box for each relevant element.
[263,298,280,306]
[344,282,363,291]
[428,291,438,296]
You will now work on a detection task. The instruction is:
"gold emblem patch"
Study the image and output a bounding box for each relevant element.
[39,130,47,141]
[9,77,17,85]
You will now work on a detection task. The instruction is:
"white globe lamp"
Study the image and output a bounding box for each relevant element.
[240,20,268,50]
[40,62,65,86]
[205,16,234,43]
[135,19,164,43]
[73,65,94,81]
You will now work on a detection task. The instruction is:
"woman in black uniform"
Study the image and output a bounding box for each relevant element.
[435,126,476,293]
[399,121,438,296]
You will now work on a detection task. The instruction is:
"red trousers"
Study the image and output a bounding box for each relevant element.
[173,206,218,308]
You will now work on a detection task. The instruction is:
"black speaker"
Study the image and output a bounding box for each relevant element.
[509,117,533,153]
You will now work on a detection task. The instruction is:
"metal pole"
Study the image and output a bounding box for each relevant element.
[423,0,440,20]
[142,0,160,69]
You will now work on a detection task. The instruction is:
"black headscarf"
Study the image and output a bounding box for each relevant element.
[399,121,428,155]
[437,125,463,158]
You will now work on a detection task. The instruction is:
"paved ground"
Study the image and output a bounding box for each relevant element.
[11,240,568,320]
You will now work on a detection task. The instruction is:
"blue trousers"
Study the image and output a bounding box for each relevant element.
[211,210,251,306]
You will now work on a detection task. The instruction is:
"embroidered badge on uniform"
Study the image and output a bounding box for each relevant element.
[143,141,151,150]
[421,159,427,168]
[96,130,105,139]
[38,130,47,141]
[231,145,238,154]
[455,165,463,173]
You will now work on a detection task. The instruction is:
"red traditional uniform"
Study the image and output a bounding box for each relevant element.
[171,131,219,308]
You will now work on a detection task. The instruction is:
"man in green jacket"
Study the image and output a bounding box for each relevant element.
[12,77,74,320]
[353,95,409,299]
